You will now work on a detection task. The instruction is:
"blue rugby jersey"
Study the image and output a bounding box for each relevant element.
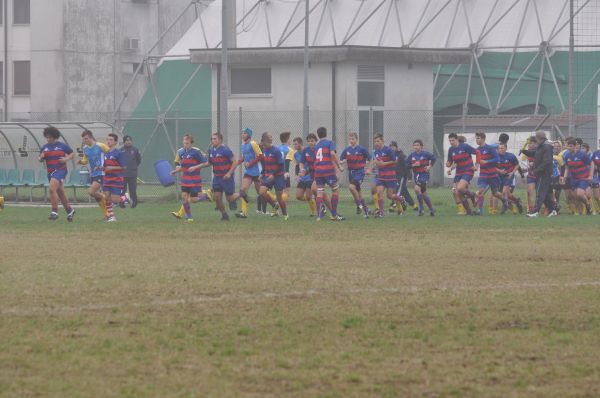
[314,139,337,178]
[209,145,234,178]
[373,146,397,181]
[340,145,370,171]
[40,142,73,175]
[477,144,499,179]
[447,143,477,176]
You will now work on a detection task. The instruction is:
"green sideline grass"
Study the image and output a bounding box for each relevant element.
[1,191,599,397]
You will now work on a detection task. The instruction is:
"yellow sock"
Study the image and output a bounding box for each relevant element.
[268,191,277,203]
[590,198,597,214]
[241,198,248,216]
[99,193,108,217]
[373,192,379,210]
[457,203,465,214]
[282,191,289,204]
[308,198,317,215]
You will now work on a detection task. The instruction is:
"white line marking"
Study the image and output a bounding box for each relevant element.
[2,281,600,316]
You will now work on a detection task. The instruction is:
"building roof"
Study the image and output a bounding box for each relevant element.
[190,45,471,65]
[167,0,596,58]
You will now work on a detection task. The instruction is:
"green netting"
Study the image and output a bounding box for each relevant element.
[435,51,599,115]
[123,60,213,182]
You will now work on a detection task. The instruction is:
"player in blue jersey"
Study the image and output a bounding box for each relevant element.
[474,132,508,215]
[280,131,293,205]
[561,138,593,215]
[170,134,211,222]
[446,133,478,215]
[259,132,289,220]
[208,133,239,221]
[581,143,597,214]
[78,129,109,219]
[340,132,370,217]
[406,139,436,216]
[38,127,76,221]
[231,128,261,218]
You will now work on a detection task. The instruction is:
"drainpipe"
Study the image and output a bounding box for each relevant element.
[4,0,8,121]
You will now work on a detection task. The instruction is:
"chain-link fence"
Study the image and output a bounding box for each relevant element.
[0,110,598,204]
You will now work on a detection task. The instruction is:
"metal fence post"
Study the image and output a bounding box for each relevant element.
[238,106,243,189]
[369,106,374,153]
[175,111,180,200]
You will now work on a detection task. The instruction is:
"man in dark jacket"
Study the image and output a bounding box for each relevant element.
[521,131,557,217]
[389,141,416,211]
[120,135,142,208]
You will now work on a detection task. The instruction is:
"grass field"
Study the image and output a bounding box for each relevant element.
[1,189,600,397]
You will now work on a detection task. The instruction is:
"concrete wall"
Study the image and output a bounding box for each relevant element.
[2,0,197,119]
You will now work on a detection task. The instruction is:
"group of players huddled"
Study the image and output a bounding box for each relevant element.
[2,126,598,222]
[447,132,600,217]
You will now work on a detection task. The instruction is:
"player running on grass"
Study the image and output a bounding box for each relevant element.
[591,145,600,213]
[496,143,524,214]
[446,133,477,215]
[406,139,436,216]
[38,127,76,221]
[79,129,109,219]
[208,133,244,221]
[102,133,129,222]
[561,138,593,215]
[474,132,508,215]
[339,132,371,217]
[259,132,289,220]
[170,134,211,222]
[233,128,262,218]
[370,133,405,217]
[313,127,344,221]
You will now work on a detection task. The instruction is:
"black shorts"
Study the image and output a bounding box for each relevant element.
[416,182,427,193]
[297,180,313,190]
[285,176,291,188]
[91,175,103,185]
[350,180,362,192]
[182,186,201,197]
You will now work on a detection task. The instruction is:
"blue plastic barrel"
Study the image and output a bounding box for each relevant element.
[154,159,175,187]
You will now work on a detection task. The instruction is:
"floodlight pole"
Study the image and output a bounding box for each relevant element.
[303,0,310,135]
[568,0,574,136]
[220,0,230,139]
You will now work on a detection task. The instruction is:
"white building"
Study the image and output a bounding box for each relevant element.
[0,0,197,121]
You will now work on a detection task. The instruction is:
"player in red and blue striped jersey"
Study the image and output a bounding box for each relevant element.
[170,134,210,222]
[208,133,238,221]
[38,127,76,221]
[258,132,289,220]
[591,145,600,212]
[313,127,344,221]
[496,143,524,214]
[446,133,478,215]
[561,138,593,215]
[103,133,129,222]
[474,132,508,215]
[339,132,370,217]
[370,133,405,217]
[406,139,436,216]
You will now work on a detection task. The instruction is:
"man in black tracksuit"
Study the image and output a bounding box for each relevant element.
[520,131,557,217]
[390,141,416,211]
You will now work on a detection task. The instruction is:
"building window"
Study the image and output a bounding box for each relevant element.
[0,63,3,96]
[13,61,30,95]
[0,1,3,25]
[357,81,385,107]
[230,68,271,95]
[13,0,30,24]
